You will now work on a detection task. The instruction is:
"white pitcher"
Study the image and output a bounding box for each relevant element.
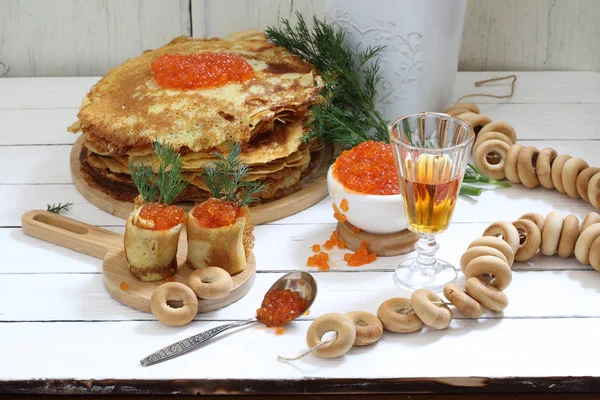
[325,0,467,123]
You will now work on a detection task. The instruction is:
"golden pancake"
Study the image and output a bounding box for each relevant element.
[68,31,323,156]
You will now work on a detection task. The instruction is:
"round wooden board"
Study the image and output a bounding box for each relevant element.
[337,221,419,256]
[103,240,256,314]
[70,136,332,224]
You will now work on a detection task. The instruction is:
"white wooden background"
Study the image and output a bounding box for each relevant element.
[1,0,599,77]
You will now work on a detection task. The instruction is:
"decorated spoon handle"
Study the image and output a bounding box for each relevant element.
[140,318,258,367]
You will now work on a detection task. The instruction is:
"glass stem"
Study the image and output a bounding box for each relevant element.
[412,234,440,276]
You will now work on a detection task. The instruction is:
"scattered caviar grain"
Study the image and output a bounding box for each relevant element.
[332,141,401,195]
[333,203,341,214]
[340,199,349,212]
[152,53,255,90]
[164,276,176,282]
[304,309,311,316]
[338,214,347,223]
[311,244,321,252]
[120,282,129,291]
[307,252,330,271]
[338,239,346,249]
[275,327,285,335]
[352,226,361,234]
[139,203,185,230]
[344,240,377,267]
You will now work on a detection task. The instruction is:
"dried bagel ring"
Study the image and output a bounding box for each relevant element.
[589,236,600,272]
[457,112,492,135]
[443,284,483,318]
[150,282,199,327]
[445,108,471,117]
[557,215,580,258]
[345,311,383,346]
[581,212,600,235]
[576,167,600,202]
[562,158,589,199]
[536,148,559,189]
[574,223,600,265]
[541,212,564,256]
[478,121,517,144]
[482,221,520,254]
[512,219,542,262]
[188,266,233,300]
[445,102,480,114]
[377,298,424,333]
[465,277,509,312]
[505,144,524,184]
[519,212,545,232]
[473,131,513,154]
[468,236,515,267]
[460,246,508,272]
[464,255,512,291]
[551,154,572,194]
[517,146,540,188]
[306,313,356,359]
[411,289,452,330]
[588,173,600,210]
[474,139,510,180]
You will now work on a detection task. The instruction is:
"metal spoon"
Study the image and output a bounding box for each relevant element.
[140,271,317,367]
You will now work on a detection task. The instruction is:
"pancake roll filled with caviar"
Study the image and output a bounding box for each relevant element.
[124,140,188,281]
[186,142,261,275]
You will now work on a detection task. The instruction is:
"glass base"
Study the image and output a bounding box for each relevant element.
[393,258,458,292]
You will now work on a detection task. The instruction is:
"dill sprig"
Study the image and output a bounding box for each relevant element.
[266,13,388,148]
[204,142,268,206]
[129,139,188,204]
[46,202,73,214]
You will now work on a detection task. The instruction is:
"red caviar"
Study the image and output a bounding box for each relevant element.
[152,53,255,90]
[332,141,401,195]
[275,327,285,335]
[352,226,361,234]
[344,240,377,266]
[139,203,185,230]
[311,244,321,252]
[192,198,243,228]
[340,199,349,212]
[120,282,129,291]
[304,309,311,316]
[256,289,310,327]
[307,252,330,271]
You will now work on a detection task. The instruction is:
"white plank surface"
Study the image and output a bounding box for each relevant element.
[1,72,600,390]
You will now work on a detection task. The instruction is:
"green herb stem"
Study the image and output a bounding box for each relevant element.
[46,202,73,214]
[459,184,483,197]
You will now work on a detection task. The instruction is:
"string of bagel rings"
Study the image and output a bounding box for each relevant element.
[282,101,599,360]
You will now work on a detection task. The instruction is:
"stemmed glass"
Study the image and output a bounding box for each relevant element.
[389,112,474,291]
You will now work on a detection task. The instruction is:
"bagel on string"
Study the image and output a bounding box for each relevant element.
[464,255,512,291]
[576,167,600,202]
[188,266,233,300]
[465,277,509,312]
[468,236,515,267]
[305,313,356,359]
[536,148,559,189]
[445,102,480,116]
[517,146,540,189]
[550,154,572,194]
[557,215,580,258]
[574,223,600,265]
[512,219,541,262]
[478,121,517,144]
[541,212,564,256]
[473,131,513,154]
[519,212,545,232]
[443,284,483,318]
[150,282,199,327]
[581,212,600,235]
[474,139,510,180]
[460,246,508,272]
[482,221,520,254]
[345,311,383,346]
[562,158,589,199]
[589,236,600,271]
[588,173,600,211]
[457,112,492,135]
[505,144,524,184]
[411,289,452,330]
[377,297,424,333]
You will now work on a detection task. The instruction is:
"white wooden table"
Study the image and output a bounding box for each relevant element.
[1,72,600,395]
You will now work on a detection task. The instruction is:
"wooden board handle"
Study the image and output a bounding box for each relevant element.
[21,210,123,260]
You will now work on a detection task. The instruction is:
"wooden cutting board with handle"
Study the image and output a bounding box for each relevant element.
[21,210,256,314]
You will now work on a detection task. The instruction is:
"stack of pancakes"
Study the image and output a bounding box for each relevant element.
[68,30,324,203]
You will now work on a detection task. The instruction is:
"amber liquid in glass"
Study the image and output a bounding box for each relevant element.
[398,155,460,235]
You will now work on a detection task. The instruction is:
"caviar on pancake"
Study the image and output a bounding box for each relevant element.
[138,202,185,230]
[152,53,255,90]
[332,141,401,195]
[191,198,244,229]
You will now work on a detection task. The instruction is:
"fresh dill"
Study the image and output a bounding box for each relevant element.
[204,142,268,206]
[266,13,388,148]
[129,139,188,204]
[46,202,73,214]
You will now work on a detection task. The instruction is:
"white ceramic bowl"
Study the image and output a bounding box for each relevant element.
[327,166,408,234]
